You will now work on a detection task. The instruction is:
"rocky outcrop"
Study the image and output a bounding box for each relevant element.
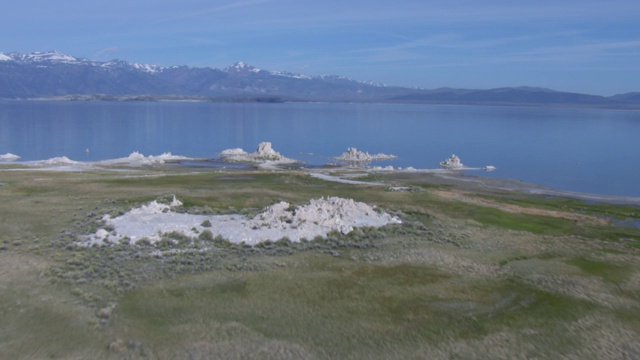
[439,154,464,169]
[0,153,20,161]
[334,147,396,165]
[245,197,400,240]
[83,196,401,246]
[219,142,297,163]
[254,142,283,160]
[101,152,189,166]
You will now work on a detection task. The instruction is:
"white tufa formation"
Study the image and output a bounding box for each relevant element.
[219,142,297,163]
[0,153,21,161]
[334,147,397,163]
[82,197,401,247]
[439,154,464,169]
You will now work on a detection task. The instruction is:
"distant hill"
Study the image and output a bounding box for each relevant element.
[391,87,618,106]
[609,92,640,104]
[1,51,638,108]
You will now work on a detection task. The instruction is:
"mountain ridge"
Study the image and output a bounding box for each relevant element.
[1,51,639,108]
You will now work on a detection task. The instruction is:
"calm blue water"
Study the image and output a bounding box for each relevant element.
[1,101,639,197]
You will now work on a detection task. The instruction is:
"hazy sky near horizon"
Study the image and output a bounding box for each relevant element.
[3,0,640,95]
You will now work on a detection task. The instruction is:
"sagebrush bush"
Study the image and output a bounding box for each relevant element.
[198,230,214,241]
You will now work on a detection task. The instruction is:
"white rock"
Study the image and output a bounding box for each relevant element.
[81,196,401,247]
[95,229,110,239]
[334,147,397,163]
[0,153,20,161]
[101,152,190,166]
[439,154,464,169]
[219,142,297,164]
[219,148,247,156]
[42,156,79,165]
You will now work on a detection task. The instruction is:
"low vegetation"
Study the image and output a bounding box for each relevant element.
[0,166,638,358]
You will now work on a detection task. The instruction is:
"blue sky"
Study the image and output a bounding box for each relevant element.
[3,0,640,95]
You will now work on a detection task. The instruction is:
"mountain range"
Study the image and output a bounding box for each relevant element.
[1,51,639,108]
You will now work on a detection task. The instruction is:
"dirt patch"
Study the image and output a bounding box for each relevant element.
[433,189,609,225]
[0,252,49,284]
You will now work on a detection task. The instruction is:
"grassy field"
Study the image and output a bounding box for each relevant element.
[0,166,639,359]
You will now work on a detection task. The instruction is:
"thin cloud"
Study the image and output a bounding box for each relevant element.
[180,36,224,46]
[92,47,120,60]
[156,0,274,24]
[240,1,640,30]
[496,40,640,64]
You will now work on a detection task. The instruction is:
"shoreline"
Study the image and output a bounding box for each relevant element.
[3,96,640,111]
[428,171,640,206]
[2,157,639,206]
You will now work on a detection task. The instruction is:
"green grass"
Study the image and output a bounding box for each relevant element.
[477,193,640,223]
[422,197,578,235]
[474,208,576,234]
[568,258,632,284]
[99,171,391,213]
[584,226,640,245]
[0,253,106,359]
[1,167,639,358]
[422,191,640,243]
[118,253,600,358]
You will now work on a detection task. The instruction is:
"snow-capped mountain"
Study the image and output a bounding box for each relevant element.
[0,51,635,107]
[0,51,405,100]
[224,61,262,74]
[0,51,166,74]
[0,50,80,63]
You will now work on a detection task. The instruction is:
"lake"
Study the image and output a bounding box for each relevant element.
[0,101,639,197]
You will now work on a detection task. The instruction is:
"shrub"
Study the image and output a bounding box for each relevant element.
[136,238,152,247]
[163,231,192,244]
[198,230,214,241]
[275,237,291,247]
[286,203,297,214]
[212,235,233,248]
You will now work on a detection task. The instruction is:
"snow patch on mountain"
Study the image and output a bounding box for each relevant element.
[271,71,313,80]
[7,51,79,63]
[131,62,163,73]
[362,80,387,87]
[225,61,262,73]
[99,59,164,73]
[30,51,77,62]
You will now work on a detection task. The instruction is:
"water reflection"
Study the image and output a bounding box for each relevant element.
[1,101,639,196]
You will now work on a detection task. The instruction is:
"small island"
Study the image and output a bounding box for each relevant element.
[219,141,298,164]
[439,154,464,169]
[334,147,397,167]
